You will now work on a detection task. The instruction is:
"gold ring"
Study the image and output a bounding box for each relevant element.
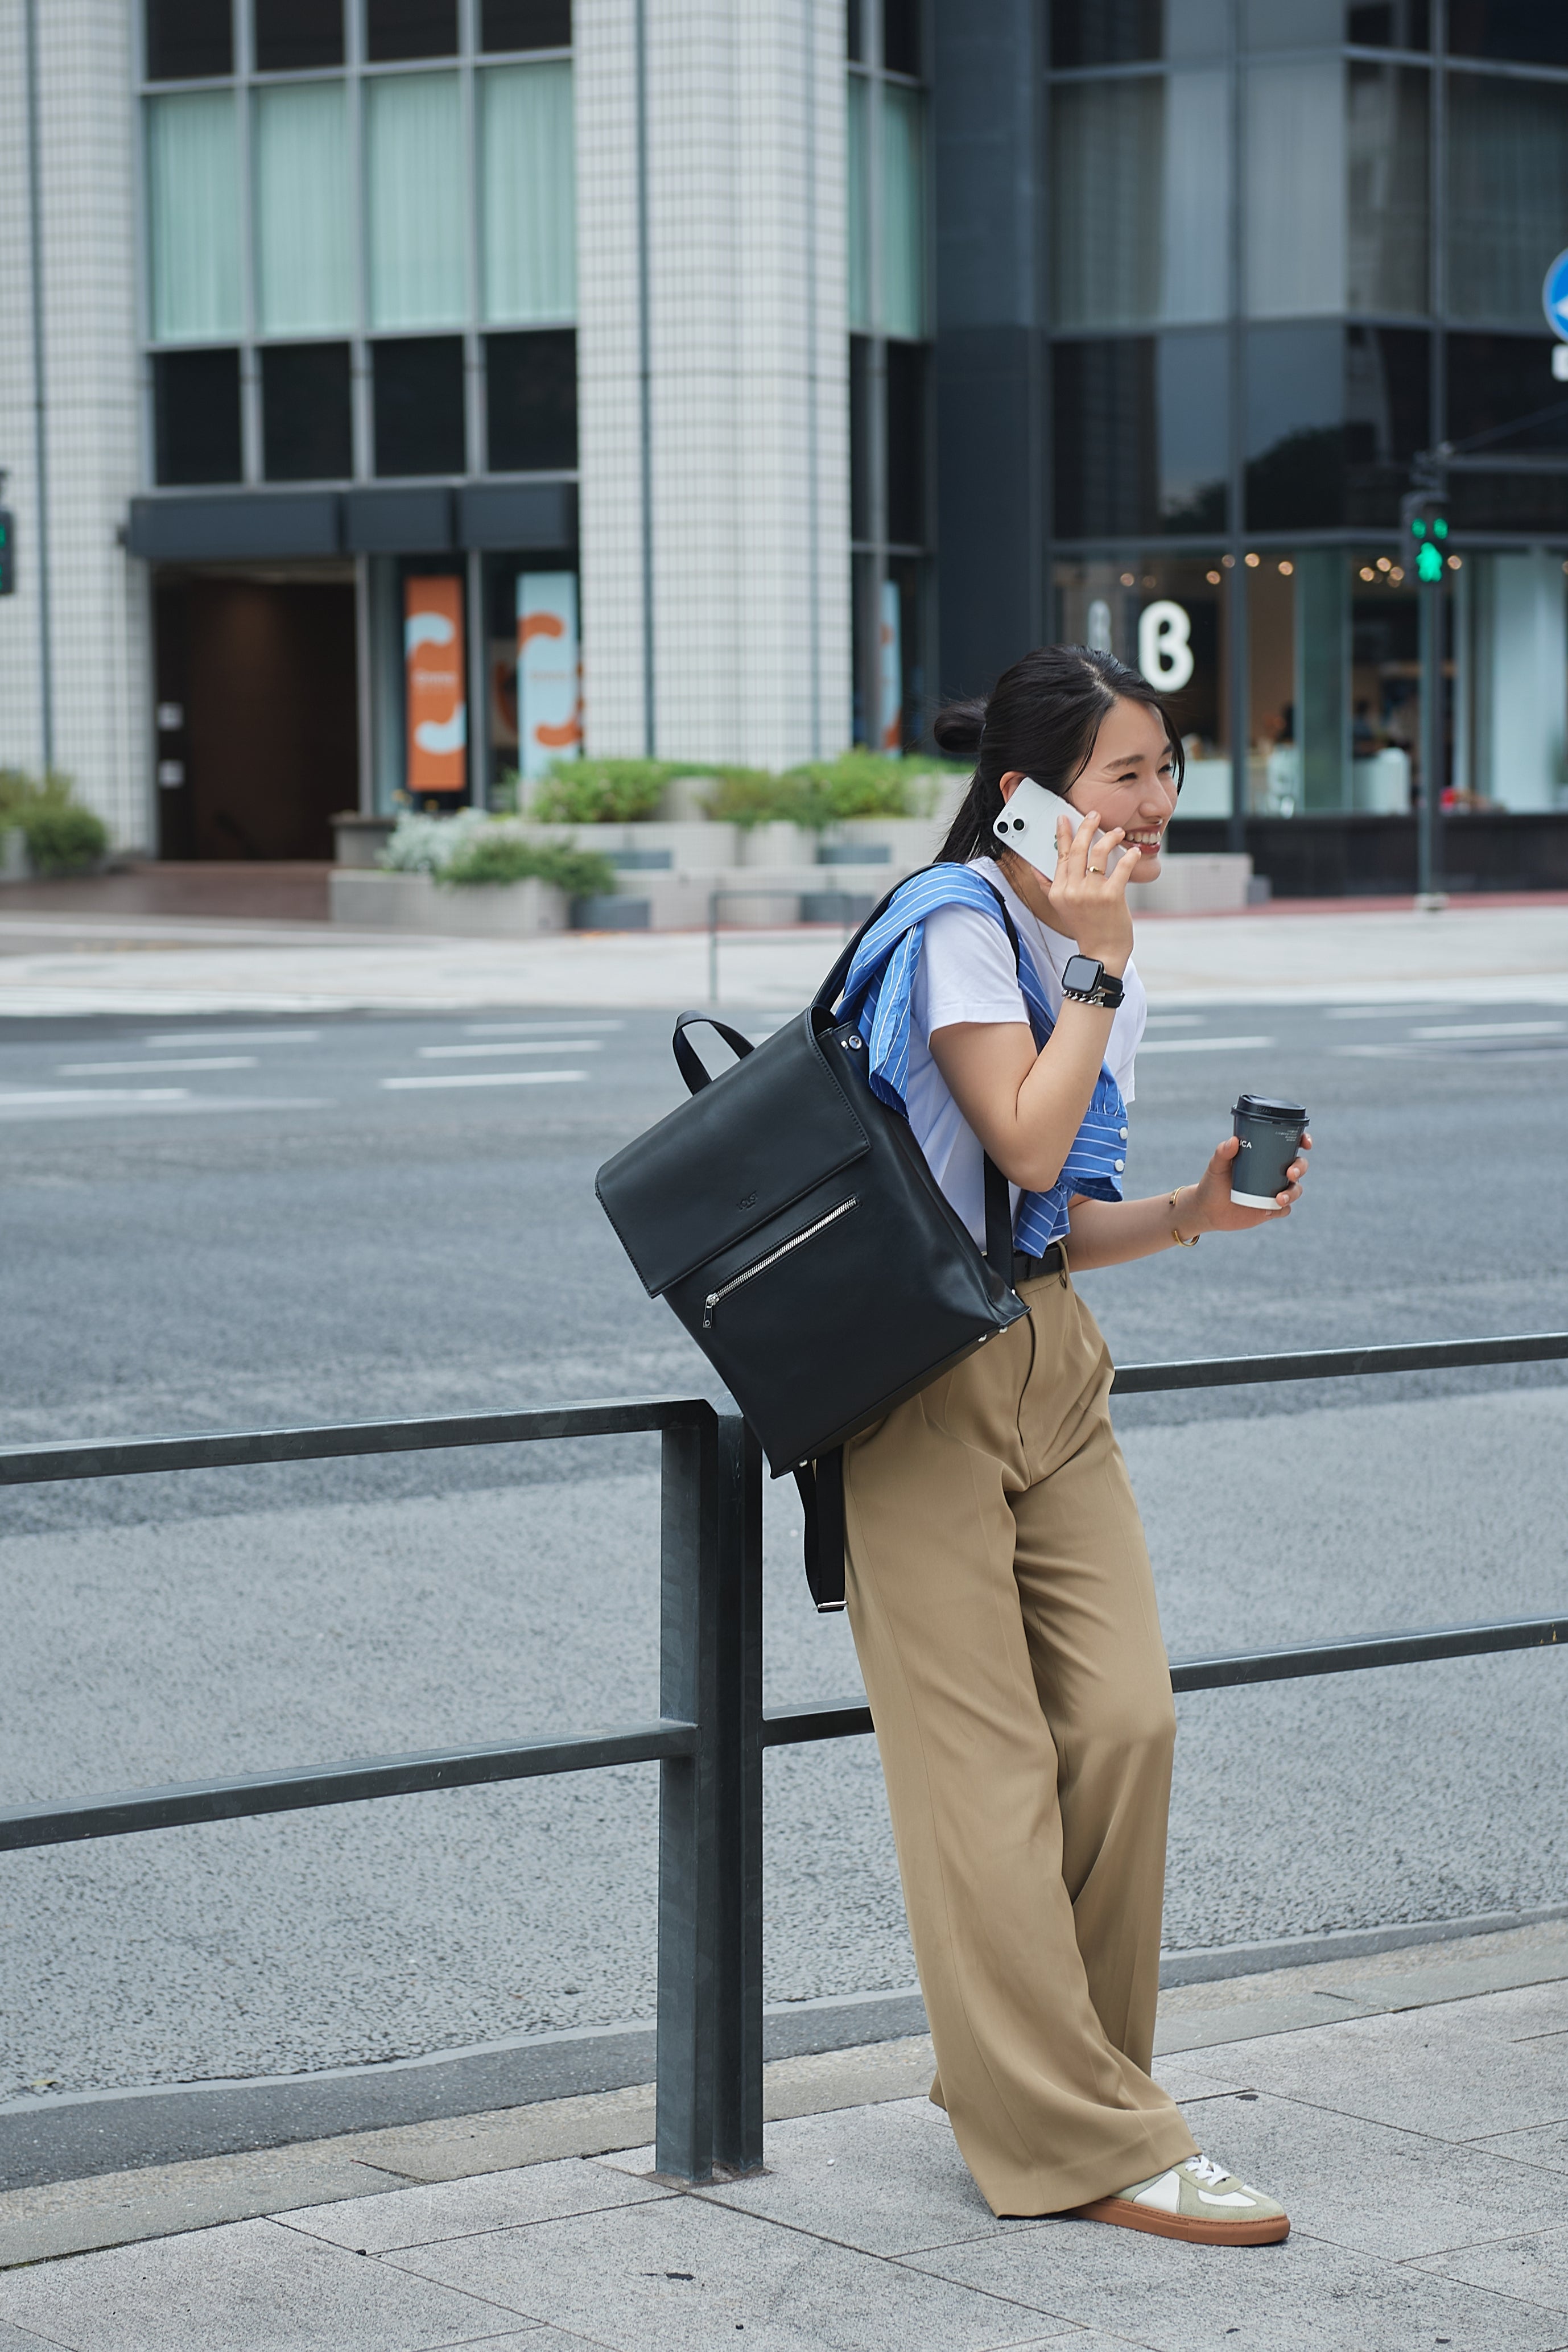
[1087,863,1103,876]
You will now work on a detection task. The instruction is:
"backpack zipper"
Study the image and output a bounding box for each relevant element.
[703,1196,859,1328]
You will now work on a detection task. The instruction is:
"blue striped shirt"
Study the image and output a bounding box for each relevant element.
[835,864,1129,1257]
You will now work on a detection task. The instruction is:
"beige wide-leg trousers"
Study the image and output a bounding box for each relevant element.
[841,1266,1198,2217]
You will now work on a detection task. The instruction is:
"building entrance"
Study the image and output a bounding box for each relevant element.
[154,571,359,860]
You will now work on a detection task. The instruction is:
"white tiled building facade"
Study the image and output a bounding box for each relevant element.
[0,0,868,852]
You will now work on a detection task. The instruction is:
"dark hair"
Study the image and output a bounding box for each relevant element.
[934,644,1186,864]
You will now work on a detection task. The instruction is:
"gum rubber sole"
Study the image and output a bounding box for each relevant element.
[1074,2193,1290,2245]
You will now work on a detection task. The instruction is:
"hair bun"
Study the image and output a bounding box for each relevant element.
[932,696,988,760]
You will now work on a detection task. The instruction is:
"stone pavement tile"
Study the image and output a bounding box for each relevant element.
[390,2187,1082,2351]
[1194,1996,1568,2142]
[679,2097,1018,2257]
[1158,2090,1568,2261]
[0,2214,528,2352]
[0,2325,68,2350]
[277,2153,672,2255]
[1414,2222,1568,2315]
[1474,2122,1568,2175]
[907,2217,1568,2352]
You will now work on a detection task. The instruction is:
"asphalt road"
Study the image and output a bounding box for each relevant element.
[2,990,1567,2102]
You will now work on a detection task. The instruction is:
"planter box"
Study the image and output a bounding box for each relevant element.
[1,828,28,882]
[573,895,650,930]
[331,869,567,935]
[332,814,398,868]
[1126,853,1253,915]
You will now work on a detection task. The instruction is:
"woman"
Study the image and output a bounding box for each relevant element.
[835,645,1308,2243]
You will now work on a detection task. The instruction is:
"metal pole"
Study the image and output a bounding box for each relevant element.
[654,1413,723,2181]
[634,0,656,758]
[1224,0,1247,855]
[711,1413,764,2173]
[1416,571,1445,906]
[23,0,54,774]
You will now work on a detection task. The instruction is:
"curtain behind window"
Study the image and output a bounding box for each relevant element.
[1449,74,1568,326]
[255,81,354,335]
[147,89,242,341]
[481,61,575,323]
[1245,57,1346,317]
[881,83,926,339]
[366,71,465,329]
[1052,72,1227,331]
[1347,63,1428,316]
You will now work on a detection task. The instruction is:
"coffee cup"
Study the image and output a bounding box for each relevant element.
[1231,1094,1307,1210]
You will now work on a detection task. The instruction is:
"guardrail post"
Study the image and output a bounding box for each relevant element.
[655,1410,723,2180]
[712,1412,764,2173]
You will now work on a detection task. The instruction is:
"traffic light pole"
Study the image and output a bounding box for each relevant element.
[1416,573,1445,908]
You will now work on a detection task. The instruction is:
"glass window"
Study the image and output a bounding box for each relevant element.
[1347,63,1428,314]
[146,90,242,341]
[366,0,459,62]
[154,347,242,483]
[1448,73,1568,328]
[254,0,344,71]
[254,82,353,335]
[481,63,576,324]
[366,73,465,329]
[847,0,865,62]
[1054,332,1228,538]
[1455,553,1568,811]
[849,336,873,540]
[885,341,926,546]
[1245,321,1427,530]
[261,342,353,479]
[1245,59,1345,316]
[883,0,922,77]
[1347,1,1430,43]
[847,76,870,332]
[1051,0,1228,67]
[1446,332,1568,531]
[1243,0,1342,44]
[1447,3,1568,65]
[373,336,467,474]
[481,0,572,47]
[1051,71,1229,330]
[486,329,577,469]
[881,84,926,339]
[1053,555,1229,800]
[145,0,232,81]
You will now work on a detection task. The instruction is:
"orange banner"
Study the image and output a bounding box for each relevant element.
[405,575,467,796]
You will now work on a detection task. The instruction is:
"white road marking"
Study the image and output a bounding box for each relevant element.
[381,1069,587,1091]
[0,1087,191,1105]
[0,1095,328,1120]
[416,1040,603,1059]
[463,1019,625,1035]
[1142,1014,1206,1028]
[143,1029,322,1046]
[1410,1020,1565,1040]
[1136,1034,1274,1054]
[1326,1004,1445,1020]
[57,1056,259,1075]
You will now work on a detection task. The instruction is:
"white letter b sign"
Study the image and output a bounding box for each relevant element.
[1137,600,1194,692]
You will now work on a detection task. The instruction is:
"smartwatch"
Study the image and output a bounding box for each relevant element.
[1061,954,1124,1010]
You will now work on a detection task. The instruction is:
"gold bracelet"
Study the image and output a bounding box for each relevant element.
[1170,1188,1200,1248]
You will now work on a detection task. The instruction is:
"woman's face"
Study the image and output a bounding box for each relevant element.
[1000,698,1179,884]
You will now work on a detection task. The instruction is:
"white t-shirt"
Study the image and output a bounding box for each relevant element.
[905,857,1146,1247]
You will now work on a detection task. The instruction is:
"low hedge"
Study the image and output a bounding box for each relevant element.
[437,834,617,897]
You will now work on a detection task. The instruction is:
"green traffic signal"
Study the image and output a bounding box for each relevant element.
[1416,540,1444,583]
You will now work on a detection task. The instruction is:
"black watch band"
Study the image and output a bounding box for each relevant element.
[1061,954,1124,1010]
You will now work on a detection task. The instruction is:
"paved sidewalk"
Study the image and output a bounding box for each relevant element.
[0,897,1565,1015]
[4,1925,1568,2349]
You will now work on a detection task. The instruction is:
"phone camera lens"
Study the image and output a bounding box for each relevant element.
[1012,818,1024,830]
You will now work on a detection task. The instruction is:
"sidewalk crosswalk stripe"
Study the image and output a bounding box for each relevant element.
[1137,1035,1274,1055]
[58,1057,259,1074]
[416,1041,603,1059]
[381,1070,588,1091]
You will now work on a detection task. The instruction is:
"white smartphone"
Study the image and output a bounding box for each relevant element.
[992,776,1118,881]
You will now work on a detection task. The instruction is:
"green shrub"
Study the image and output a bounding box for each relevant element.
[20,800,109,877]
[530,760,687,824]
[438,832,617,898]
[694,768,790,829]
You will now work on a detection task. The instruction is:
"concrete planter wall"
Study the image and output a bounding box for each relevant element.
[1125,854,1253,915]
[331,869,568,935]
[331,814,398,868]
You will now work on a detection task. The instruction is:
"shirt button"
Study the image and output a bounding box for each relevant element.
[1119,1126,1129,1140]
[1113,1158,1125,1173]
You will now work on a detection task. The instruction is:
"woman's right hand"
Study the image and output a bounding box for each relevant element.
[1045,806,1136,973]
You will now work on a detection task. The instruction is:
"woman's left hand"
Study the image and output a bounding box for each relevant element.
[1186,1132,1311,1233]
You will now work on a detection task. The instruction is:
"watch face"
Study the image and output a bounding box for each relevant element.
[1062,955,1101,993]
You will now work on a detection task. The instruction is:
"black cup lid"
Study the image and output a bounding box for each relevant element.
[1234,1094,1307,1122]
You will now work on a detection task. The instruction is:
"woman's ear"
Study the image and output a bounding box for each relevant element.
[998,771,1026,803]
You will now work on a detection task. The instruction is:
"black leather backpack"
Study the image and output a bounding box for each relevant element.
[595,882,1028,1608]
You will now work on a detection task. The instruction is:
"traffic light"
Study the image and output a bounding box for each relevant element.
[1402,493,1449,585]
[0,508,13,597]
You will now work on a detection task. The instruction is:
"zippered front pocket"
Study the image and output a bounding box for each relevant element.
[702,1196,859,1328]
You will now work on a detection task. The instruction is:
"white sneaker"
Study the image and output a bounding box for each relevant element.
[1075,2151,1290,2244]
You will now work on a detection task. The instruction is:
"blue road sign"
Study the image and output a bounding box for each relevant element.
[1544,249,1568,341]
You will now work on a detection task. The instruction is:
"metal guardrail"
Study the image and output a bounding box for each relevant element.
[2,1332,1567,2181]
